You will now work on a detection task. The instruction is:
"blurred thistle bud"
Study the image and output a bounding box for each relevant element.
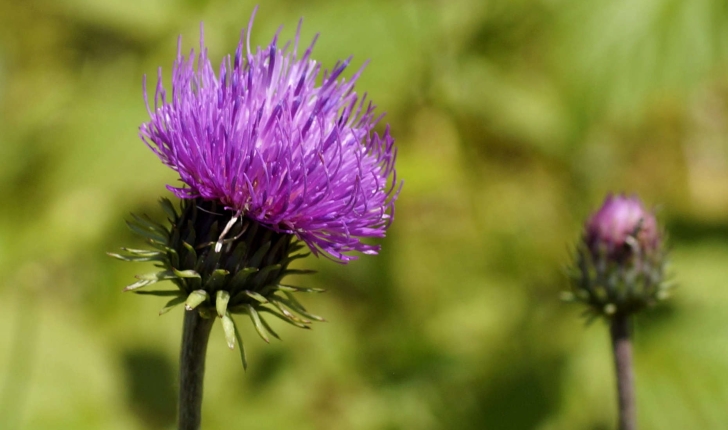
[564,194,671,318]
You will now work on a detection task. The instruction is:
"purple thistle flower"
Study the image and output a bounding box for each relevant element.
[140,14,400,262]
[112,13,401,415]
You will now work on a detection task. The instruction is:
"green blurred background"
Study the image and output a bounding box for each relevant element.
[2,0,728,428]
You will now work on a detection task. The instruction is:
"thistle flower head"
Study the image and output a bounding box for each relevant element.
[140,13,399,262]
[566,194,671,318]
[111,12,400,369]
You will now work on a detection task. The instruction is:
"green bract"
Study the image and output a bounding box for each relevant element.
[565,239,672,320]
[109,198,325,369]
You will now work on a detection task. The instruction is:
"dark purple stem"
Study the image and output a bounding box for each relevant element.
[610,314,636,430]
[179,310,215,430]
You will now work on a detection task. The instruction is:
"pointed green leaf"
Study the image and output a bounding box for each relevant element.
[232,316,248,370]
[130,213,169,237]
[166,248,179,269]
[221,312,237,349]
[159,296,186,315]
[244,291,268,304]
[170,278,186,292]
[257,313,280,340]
[267,299,311,324]
[216,290,231,317]
[205,269,229,291]
[246,305,270,343]
[185,290,209,311]
[136,270,175,282]
[273,295,326,322]
[266,236,290,265]
[229,241,248,269]
[257,308,310,329]
[159,198,178,221]
[126,220,167,243]
[147,241,174,252]
[253,264,282,285]
[228,267,259,290]
[134,290,182,297]
[230,288,260,304]
[121,248,162,256]
[107,252,161,263]
[202,244,222,274]
[172,269,201,291]
[172,269,200,279]
[243,220,259,247]
[281,291,307,311]
[276,284,326,293]
[291,307,325,322]
[183,220,197,247]
[248,241,271,268]
[123,279,155,292]
[288,242,305,253]
[182,242,197,270]
[281,252,311,265]
[108,248,166,262]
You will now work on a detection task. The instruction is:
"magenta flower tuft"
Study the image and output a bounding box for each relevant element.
[111,12,402,373]
[585,194,660,262]
[140,14,400,262]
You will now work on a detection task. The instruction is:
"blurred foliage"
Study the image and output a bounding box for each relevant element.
[2,0,728,429]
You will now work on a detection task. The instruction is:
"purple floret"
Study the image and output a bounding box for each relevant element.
[140,14,400,261]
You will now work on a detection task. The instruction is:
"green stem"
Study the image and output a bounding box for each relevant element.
[610,313,636,430]
[179,310,215,430]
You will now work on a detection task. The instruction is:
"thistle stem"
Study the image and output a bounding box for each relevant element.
[610,314,636,430]
[179,310,215,430]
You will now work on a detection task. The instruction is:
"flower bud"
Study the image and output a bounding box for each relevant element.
[566,194,671,318]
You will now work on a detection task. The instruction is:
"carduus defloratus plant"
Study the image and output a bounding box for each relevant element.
[109,9,400,430]
[564,193,672,430]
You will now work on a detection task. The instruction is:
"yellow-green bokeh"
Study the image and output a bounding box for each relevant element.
[2,0,728,429]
